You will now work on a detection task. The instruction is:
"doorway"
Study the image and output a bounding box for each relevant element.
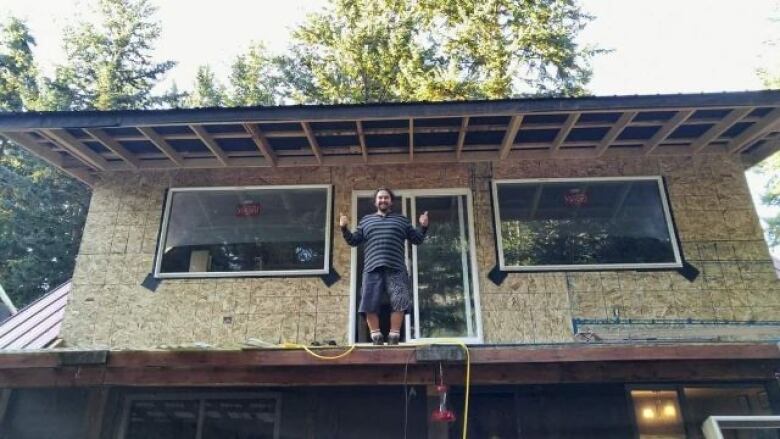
[348,189,482,344]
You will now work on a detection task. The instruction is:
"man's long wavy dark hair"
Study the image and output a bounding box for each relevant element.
[373,187,395,201]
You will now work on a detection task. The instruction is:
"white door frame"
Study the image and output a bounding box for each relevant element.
[347,188,484,344]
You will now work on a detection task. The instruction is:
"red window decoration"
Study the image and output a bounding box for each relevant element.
[235,202,262,217]
[563,188,588,208]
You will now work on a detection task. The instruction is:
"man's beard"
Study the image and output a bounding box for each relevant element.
[377,202,391,213]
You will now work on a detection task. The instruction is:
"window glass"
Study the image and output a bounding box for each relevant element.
[201,399,278,439]
[630,390,686,439]
[493,178,681,269]
[125,400,199,439]
[156,186,330,277]
[683,387,774,439]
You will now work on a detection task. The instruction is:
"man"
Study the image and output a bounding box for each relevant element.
[340,188,429,345]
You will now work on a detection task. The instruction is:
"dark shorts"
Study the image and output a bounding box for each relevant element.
[359,267,412,314]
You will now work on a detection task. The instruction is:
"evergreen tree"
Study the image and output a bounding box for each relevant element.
[0,18,90,307]
[52,0,176,110]
[274,0,599,104]
[228,43,279,106]
[188,65,226,108]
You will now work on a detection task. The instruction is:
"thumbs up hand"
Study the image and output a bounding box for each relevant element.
[419,211,429,227]
[339,212,349,228]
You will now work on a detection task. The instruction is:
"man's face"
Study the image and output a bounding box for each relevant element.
[375,190,393,213]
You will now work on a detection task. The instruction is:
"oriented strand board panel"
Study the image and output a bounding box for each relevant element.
[60,154,780,348]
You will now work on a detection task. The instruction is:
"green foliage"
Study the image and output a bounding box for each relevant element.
[272,0,599,103]
[228,43,280,106]
[188,65,226,108]
[759,153,780,247]
[1,0,175,306]
[52,0,175,110]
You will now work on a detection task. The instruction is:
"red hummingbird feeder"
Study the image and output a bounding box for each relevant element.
[431,365,456,423]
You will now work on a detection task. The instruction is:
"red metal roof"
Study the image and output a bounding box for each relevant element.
[0,282,70,350]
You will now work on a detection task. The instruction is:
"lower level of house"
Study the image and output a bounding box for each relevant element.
[0,343,778,438]
[2,381,779,438]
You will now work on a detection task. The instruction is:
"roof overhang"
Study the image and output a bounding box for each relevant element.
[0,342,777,388]
[2,91,780,186]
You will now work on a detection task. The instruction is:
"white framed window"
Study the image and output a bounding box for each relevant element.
[117,392,281,439]
[154,185,332,278]
[492,176,683,271]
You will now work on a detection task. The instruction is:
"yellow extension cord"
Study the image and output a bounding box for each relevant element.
[280,340,471,439]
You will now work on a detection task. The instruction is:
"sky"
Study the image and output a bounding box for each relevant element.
[1,0,779,253]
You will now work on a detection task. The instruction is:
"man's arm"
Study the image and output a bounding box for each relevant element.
[406,211,429,245]
[340,213,365,247]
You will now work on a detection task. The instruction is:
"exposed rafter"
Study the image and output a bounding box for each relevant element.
[42,129,109,171]
[690,108,753,153]
[551,113,579,156]
[455,116,469,160]
[190,125,229,166]
[301,122,323,165]
[408,119,414,161]
[641,110,694,155]
[595,111,637,157]
[727,107,780,154]
[243,123,277,167]
[499,115,524,160]
[356,121,368,162]
[84,128,140,170]
[138,127,185,166]
[0,131,95,186]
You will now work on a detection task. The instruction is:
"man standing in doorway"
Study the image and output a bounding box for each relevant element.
[340,188,429,345]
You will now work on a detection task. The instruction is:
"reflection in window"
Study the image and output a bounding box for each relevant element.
[493,178,682,270]
[684,387,775,439]
[156,186,331,277]
[631,390,685,439]
[124,395,279,439]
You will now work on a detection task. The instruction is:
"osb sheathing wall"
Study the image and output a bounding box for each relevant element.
[60,154,780,348]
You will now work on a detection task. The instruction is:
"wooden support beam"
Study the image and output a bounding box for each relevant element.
[42,128,110,171]
[190,125,229,166]
[551,113,579,155]
[137,127,185,166]
[84,387,110,439]
[641,110,694,155]
[499,115,524,160]
[727,107,780,154]
[691,107,753,153]
[301,122,323,164]
[408,119,414,161]
[455,116,469,160]
[243,123,277,166]
[595,111,637,157]
[83,128,140,170]
[356,121,368,162]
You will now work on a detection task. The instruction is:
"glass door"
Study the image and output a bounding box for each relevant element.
[349,189,481,343]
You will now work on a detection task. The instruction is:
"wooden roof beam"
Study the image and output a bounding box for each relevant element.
[408,119,414,161]
[499,115,524,160]
[83,128,140,170]
[41,128,110,171]
[551,113,579,156]
[641,109,694,155]
[301,122,323,164]
[690,107,753,153]
[595,111,637,157]
[190,125,229,166]
[356,121,368,162]
[242,123,277,167]
[455,116,469,160]
[137,127,185,166]
[727,107,780,154]
[0,131,96,186]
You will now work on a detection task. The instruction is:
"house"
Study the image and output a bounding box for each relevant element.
[0,91,779,438]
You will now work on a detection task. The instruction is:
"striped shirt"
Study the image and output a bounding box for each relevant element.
[342,212,427,272]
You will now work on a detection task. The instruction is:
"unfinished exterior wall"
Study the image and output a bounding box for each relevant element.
[60,154,780,348]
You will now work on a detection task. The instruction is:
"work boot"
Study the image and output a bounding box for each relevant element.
[387,332,400,345]
[371,331,384,345]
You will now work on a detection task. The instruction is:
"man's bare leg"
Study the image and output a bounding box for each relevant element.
[390,311,404,332]
[366,313,380,332]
